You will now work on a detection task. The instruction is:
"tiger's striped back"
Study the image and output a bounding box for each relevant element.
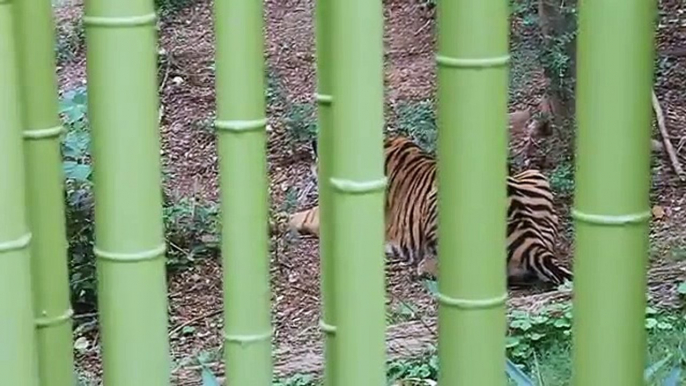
[289,134,573,286]
[507,169,560,251]
[382,136,439,266]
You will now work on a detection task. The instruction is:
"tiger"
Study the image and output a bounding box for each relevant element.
[288,134,573,287]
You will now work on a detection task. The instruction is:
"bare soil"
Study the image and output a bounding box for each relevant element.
[53,0,686,384]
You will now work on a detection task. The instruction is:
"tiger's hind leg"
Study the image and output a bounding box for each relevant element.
[287,206,321,237]
[415,255,438,279]
[384,240,424,272]
[506,251,573,289]
[385,242,436,280]
[415,240,438,279]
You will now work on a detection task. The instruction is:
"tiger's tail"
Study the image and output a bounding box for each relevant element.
[530,249,573,286]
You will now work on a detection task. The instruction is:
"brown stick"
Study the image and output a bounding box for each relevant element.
[651,89,685,180]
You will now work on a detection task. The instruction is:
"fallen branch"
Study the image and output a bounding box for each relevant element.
[651,89,685,180]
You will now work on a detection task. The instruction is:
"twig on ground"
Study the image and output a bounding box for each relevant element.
[168,309,222,338]
[652,89,685,180]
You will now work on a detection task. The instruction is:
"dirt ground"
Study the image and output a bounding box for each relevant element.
[52,0,686,384]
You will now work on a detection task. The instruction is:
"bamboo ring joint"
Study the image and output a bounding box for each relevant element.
[214,118,267,133]
[93,243,167,263]
[0,233,32,253]
[35,308,74,329]
[436,54,510,69]
[571,209,652,226]
[329,176,388,194]
[23,125,65,140]
[318,319,337,335]
[315,93,333,105]
[435,292,508,310]
[83,13,158,27]
[224,328,274,346]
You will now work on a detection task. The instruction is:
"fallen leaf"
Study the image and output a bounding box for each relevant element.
[74,336,89,353]
[652,205,665,219]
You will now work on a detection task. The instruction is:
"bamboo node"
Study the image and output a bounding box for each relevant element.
[318,319,337,335]
[571,209,652,226]
[435,54,510,69]
[23,125,65,140]
[315,93,332,105]
[93,243,166,263]
[224,328,274,345]
[0,232,32,253]
[435,291,507,310]
[83,13,158,27]
[329,176,387,194]
[35,308,74,329]
[214,118,267,133]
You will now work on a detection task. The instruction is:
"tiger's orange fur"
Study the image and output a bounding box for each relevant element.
[288,135,573,286]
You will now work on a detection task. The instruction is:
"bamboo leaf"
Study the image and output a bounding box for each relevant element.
[661,366,681,386]
[505,358,536,386]
[644,353,673,381]
[200,365,220,386]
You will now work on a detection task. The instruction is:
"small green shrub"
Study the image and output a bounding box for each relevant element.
[387,354,439,383]
[55,18,85,65]
[548,161,574,197]
[60,86,96,308]
[669,245,686,262]
[162,195,220,269]
[273,374,316,386]
[395,100,437,154]
[199,364,316,386]
[386,300,419,324]
[508,350,685,386]
[507,303,683,365]
[285,102,318,148]
[266,66,285,107]
[506,303,573,362]
[154,0,194,16]
[538,24,578,101]
[281,186,300,214]
[678,282,686,298]
[417,0,436,9]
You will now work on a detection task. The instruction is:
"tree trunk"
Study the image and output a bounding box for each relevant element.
[538,0,578,130]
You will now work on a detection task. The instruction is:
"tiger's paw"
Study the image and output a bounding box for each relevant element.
[287,209,320,237]
[415,257,438,280]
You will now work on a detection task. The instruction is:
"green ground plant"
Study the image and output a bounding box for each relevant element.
[193,301,686,385]
[384,304,686,386]
[263,67,319,150]
[285,102,318,148]
[395,99,437,154]
[266,66,285,107]
[154,0,193,15]
[55,18,84,66]
[548,161,575,197]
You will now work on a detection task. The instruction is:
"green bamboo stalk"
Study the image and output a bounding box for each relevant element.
[83,0,170,384]
[12,0,75,382]
[314,0,337,385]
[436,0,509,384]
[212,0,273,383]
[330,0,387,384]
[571,0,656,384]
[0,1,40,384]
